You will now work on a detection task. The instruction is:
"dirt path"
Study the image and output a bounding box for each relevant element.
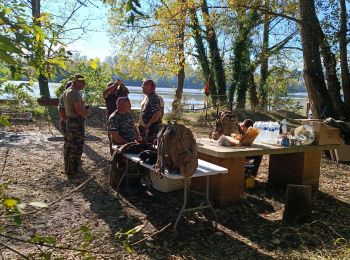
[0,123,349,259]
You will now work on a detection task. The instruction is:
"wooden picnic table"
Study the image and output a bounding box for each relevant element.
[194,138,339,205]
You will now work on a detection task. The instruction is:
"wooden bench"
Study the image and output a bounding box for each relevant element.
[0,112,32,121]
[110,151,228,230]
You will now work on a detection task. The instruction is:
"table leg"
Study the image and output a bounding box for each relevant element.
[192,153,245,205]
[268,151,321,192]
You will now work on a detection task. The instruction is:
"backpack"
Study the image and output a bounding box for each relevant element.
[155,122,198,178]
[210,109,238,140]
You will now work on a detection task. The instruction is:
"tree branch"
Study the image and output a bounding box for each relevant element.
[207,4,301,24]
[0,175,95,219]
[0,241,30,259]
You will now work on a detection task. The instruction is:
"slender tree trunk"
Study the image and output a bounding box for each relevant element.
[248,71,259,109]
[31,0,50,98]
[236,45,250,109]
[339,0,350,119]
[189,8,217,105]
[201,0,227,105]
[319,32,342,118]
[259,0,270,109]
[171,6,186,116]
[299,0,335,118]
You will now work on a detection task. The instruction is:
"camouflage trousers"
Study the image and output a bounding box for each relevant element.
[59,119,67,141]
[64,117,85,175]
[139,123,162,144]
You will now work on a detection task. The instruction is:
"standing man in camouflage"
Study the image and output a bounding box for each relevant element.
[103,79,129,118]
[139,79,164,143]
[63,74,89,175]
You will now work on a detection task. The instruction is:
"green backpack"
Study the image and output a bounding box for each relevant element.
[155,122,198,178]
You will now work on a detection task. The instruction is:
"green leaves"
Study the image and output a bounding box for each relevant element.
[0,115,11,126]
[115,224,144,253]
[0,35,22,54]
[125,0,133,12]
[30,234,57,245]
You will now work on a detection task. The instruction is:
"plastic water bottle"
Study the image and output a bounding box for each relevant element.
[266,122,275,144]
[262,121,269,143]
[281,119,288,134]
[273,122,280,144]
[254,121,261,142]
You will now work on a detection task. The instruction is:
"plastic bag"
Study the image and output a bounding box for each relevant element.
[294,125,315,145]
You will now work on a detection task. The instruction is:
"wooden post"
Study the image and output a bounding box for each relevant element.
[192,152,245,205]
[283,184,312,223]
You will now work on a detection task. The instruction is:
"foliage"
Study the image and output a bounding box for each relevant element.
[0,1,68,81]
[0,83,35,108]
[108,0,193,80]
[266,67,302,112]
[115,224,144,253]
[57,58,113,105]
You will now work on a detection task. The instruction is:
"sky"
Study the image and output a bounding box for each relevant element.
[46,1,113,61]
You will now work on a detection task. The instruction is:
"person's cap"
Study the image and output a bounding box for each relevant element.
[74,74,85,82]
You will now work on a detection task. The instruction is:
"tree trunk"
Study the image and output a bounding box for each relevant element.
[230,10,258,109]
[31,0,50,98]
[259,0,270,110]
[171,9,186,116]
[189,8,218,105]
[299,0,335,118]
[236,48,250,109]
[339,0,350,119]
[201,0,227,105]
[38,74,50,98]
[319,31,342,118]
[283,184,312,223]
[248,71,259,109]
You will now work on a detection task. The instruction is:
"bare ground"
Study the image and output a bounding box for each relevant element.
[0,115,349,259]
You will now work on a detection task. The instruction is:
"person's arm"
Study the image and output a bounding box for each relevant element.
[73,101,88,117]
[133,122,141,142]
[58,108,67,122]
[102,80,121,99]
[145,111,161,129]
[110,131,128,145]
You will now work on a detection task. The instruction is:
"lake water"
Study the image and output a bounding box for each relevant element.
[2,81,308,112]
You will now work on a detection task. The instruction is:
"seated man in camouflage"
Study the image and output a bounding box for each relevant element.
[108,97,140,145]
[108,97,142,193]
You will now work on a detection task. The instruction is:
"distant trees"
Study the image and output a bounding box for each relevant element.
[1,0,103,98]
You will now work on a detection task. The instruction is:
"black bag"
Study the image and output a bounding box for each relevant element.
[139,150,158,165]
[109,142,153,164]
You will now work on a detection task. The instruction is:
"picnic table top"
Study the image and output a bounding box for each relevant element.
[196,138,340,158]
[124,153,228,179]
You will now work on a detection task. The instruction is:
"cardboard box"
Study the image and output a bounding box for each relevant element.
[302,120,341,145]
[335,140,350,162]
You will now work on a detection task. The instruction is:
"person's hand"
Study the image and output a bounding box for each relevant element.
[114,79,122,86]
[136,135,142,143]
